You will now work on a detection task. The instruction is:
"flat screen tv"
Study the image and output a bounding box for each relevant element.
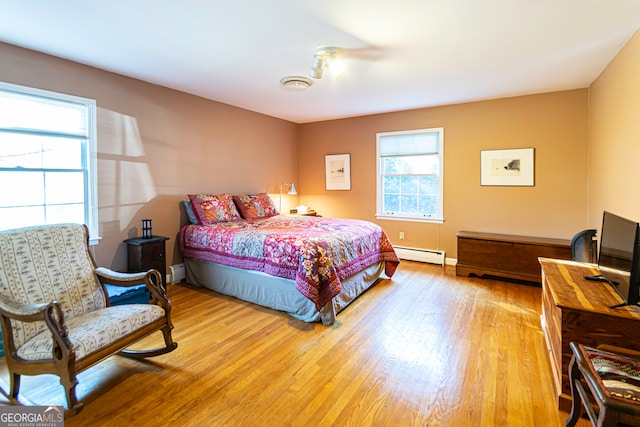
[596,211,640,308]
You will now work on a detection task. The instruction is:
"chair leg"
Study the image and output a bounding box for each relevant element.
[161,325,176,350]
[566,355,583,427]
[597,408,619,427]
[8,372,21,404]
[0,373,19,405]
[60,373,83,415]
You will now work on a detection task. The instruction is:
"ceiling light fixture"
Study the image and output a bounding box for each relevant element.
[280,76,313,90]
[309,47,344,80]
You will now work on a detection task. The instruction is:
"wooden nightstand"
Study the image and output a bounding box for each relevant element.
[289,209,318,216]
[124,236,169,277]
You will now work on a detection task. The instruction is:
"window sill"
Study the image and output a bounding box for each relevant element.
[375,215,444,224]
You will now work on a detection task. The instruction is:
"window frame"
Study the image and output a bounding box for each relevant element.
[0,81,99,244]
[375,127,444,224]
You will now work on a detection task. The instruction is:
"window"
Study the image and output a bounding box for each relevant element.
[376,127,444,223]
[0,82,99,243]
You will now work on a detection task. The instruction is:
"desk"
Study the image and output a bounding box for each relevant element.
[539,258,640,409]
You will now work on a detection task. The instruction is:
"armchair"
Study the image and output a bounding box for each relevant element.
[0,224,177,415]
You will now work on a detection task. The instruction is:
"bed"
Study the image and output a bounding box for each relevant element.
[178,193,400,325]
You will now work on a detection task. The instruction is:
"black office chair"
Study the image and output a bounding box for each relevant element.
[571,229,597,263]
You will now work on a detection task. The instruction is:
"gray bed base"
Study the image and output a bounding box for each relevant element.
[184,258,385,325]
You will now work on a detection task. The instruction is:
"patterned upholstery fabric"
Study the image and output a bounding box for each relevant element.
[0,224,165,361]
[584,346,640,402]
[17,305,165,361]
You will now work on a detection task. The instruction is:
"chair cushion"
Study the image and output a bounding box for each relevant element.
[16,304,166,361]
[584,346,640,403]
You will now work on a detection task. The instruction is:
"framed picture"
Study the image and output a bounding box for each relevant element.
[480,148,535,186]
[325,154,351,190]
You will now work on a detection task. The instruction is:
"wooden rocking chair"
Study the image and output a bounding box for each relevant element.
[0,224,177,415]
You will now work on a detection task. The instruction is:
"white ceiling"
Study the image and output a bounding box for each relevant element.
[1,1,639,124]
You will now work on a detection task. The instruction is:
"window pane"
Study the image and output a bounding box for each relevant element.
[46,203,84,225]
[401,176,418,194]
[419,196,437,215]
[0,133,82,169]
[382,155,439,174]
[43,138,83,169]
[46,172,84,204]
[419,176,437,195]
[400,195,418,213]
[383,175,400,193]
[0,206,45,230]
[383,194,399,212]
[0,171,44,205]
[382,158,399,174]
[0,133,44,168]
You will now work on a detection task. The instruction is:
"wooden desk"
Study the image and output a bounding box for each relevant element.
[539,258,640,409]
[456,231,571,283]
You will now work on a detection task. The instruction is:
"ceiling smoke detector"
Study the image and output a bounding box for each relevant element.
[280,76,312,90]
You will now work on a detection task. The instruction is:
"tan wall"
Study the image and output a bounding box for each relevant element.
[588,30,640,227]
[0,42,299,272]
[298,90,589,259]
[8,31,633,268]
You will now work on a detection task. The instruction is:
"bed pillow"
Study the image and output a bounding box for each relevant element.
[233,193,279,220]
[187,194,243,224]
[182,200,199,224]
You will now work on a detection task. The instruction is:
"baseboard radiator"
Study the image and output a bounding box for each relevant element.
[168,263,186,284]
[394,246,446,266]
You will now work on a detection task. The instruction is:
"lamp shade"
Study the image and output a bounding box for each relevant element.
[288,183,297,195]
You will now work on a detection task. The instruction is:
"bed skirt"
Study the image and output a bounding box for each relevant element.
[184,258,385,325]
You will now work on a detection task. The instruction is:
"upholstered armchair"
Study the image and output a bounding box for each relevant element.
[0,224,177,415]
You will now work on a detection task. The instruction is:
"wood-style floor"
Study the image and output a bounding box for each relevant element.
[0,261,590,426]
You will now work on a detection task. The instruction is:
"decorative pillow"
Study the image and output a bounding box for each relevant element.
[233,193,278,220]
[182,200,199,224]
[187,194,243,224]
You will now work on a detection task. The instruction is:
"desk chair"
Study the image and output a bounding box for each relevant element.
[571,229,598,263]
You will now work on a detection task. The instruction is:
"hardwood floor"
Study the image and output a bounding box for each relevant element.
[0,261,590,426]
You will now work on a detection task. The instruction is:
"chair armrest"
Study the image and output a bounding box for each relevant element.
[0,295,73,360]
[95,268,172,314]
[95,267,149,284]
[0,294,51,322]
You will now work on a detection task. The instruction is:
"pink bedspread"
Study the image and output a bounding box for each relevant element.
[179,216,399,310]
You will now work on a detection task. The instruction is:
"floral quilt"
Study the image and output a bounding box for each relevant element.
[179,216,400,311]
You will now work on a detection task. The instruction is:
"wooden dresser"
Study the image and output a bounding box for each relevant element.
[539,258,640,409]
[456,231,572,283]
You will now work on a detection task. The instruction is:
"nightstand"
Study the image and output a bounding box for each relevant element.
[289,209,318,216]
[124,236,169,276]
